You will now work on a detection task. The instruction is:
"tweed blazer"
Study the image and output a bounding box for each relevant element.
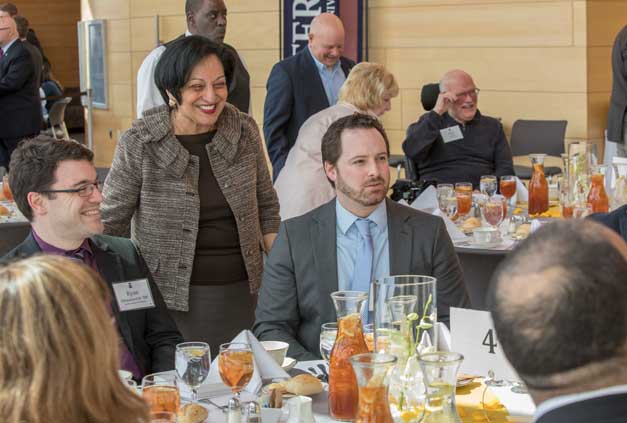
[101,103,280,311]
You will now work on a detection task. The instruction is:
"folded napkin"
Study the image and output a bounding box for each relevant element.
[515,177,528,203]
[205,330,289,395]
[432,208,468,241]
[411,185,438,211]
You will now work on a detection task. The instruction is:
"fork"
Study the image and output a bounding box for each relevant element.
[199,397,228,412]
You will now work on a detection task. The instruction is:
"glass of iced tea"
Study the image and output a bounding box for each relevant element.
[499,175,516,199]
[455,182,473,221]
[483,195,505,229]
[218,342,254,400]
[141,372,180,417]
[2,175,13,201]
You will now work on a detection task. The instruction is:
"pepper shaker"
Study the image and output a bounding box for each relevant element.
[245,400,261,423]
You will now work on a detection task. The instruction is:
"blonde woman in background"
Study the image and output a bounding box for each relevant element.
[274,62,399,220]
[0,255,149,423]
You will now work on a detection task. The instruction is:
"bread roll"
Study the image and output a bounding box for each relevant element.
[284,374,323,396]
[0,204,8,216]
[462,217,481,232]
[177,403,208,423]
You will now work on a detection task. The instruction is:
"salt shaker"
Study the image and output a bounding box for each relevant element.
[245,400,261,423]
[226,397,241,423]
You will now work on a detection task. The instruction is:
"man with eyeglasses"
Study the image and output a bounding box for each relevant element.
[2,135,183,381]
[402,69,514,188]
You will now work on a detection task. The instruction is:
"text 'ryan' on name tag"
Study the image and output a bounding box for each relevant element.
[112,279,155,312]
[440,125,464,143]
[450,307,520,382]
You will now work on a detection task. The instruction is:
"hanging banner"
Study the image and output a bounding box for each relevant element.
[282,0,366,62]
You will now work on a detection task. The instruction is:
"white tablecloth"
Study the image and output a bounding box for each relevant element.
[200,359,535,422]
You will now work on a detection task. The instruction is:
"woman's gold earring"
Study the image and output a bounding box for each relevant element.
[168,98,176,108]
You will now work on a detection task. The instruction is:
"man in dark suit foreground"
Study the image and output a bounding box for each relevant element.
[488,220,627,423]
[263,13,355,180]
[254,114,470,360]
[3,136,183,379]
[0,11,41,169]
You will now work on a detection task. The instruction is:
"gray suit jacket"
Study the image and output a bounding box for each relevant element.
[253,198,470,360]
[608,25,627,143]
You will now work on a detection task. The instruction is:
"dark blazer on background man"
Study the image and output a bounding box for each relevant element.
[608,25,627,144]
[589,204,627,243]
[535,392,627,423]
[0,39,41,140]
[262,47,355,179]
[253,198,470,360]
[3,233,183,375]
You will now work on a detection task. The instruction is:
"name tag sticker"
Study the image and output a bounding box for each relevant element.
[112,279,155,312]
[440,126,464,143]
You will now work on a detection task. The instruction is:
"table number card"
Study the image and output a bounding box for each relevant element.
[450,307,520,382]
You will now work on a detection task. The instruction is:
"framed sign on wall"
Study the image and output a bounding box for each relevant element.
[77,19,108,109]
[281,0,367,62]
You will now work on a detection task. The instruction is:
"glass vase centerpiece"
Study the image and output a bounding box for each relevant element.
[418,352,464,423]
[373,275,437,422]
[328,291,370,421]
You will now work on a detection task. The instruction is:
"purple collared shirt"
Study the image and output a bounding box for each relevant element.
[31,230,144,380]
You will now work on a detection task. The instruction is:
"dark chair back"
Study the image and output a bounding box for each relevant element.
[421,83,440,111]
[510,119,568,156]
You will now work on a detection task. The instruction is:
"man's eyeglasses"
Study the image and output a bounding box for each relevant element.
[40,181,102,198]
[454,88,480,99]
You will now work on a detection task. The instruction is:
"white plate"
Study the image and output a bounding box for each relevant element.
[282,357,297,371]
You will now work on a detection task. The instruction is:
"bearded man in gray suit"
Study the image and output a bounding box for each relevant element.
[253,114,470,360]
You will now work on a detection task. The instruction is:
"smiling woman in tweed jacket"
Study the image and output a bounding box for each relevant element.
[101,36,280,351]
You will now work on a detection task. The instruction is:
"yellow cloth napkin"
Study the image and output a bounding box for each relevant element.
[455,380,510,423]
[513,205,562,218]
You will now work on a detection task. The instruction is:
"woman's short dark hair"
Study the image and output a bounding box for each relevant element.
[9,136,93,221]
[154,35,234,107]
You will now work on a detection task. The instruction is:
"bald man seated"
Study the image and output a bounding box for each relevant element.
[488,220,627,423]
[403,70,514,188]
[263,13,355,180]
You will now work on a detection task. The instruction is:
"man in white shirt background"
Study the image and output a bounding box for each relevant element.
[135,0,250,117]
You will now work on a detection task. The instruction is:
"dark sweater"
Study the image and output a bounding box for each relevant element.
[403,110,515,188]
[177,131,248,285]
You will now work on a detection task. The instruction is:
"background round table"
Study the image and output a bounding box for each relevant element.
[455,246,510,310]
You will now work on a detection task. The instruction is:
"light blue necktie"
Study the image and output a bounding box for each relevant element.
[352,218,374,323]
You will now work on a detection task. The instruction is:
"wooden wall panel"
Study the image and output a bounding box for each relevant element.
[369,2,573,48]
[15,0,80,87]
[85,0,625,167]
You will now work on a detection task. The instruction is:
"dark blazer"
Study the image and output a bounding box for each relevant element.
[589,204,627,242]
[0,39,42,139]
[253,198,470,360]
[262,48,354,179]
[536,392,627,423]
[3,233,184,376]
[608,25,627,143]
[23,40,42,87]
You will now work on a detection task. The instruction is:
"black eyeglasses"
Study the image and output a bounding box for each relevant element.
[40,181,102,198]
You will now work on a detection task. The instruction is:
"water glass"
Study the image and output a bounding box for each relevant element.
[480,175,497,197]
[436,184,454,212]
[175,341,210,403]
[319,322,337,361]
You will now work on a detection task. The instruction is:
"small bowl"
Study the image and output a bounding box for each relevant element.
[261,340,289,366]
[472,227,499,245]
